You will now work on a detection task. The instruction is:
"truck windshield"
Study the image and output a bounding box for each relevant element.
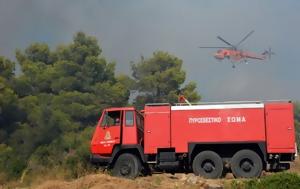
[101,111,121,127]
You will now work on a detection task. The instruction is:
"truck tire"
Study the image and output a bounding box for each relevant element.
[192,150,223,179]
[231,149,262,178]
[112,153,141,179]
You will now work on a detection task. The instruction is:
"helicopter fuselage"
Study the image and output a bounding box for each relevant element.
[200,30,273,67]
[214,49,266,62]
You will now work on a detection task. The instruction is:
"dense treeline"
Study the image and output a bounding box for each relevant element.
[0,32,200,182]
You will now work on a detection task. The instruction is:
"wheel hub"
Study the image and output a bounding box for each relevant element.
[241,160,253,172]
[120,165,131,175]
[203,162,214,173]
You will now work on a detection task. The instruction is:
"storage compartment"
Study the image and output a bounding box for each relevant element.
[144,104,171,154]
[265,103,296,153]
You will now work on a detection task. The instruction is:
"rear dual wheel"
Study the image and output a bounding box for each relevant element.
[192,151,223,179]
[231,149,262,178]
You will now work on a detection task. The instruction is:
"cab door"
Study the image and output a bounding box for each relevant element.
[122,110,138,145]
[91,110,122,155]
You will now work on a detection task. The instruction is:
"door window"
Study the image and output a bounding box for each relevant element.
[125,111,134,126]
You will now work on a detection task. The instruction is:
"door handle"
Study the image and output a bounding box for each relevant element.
[115,137,120,139]
[287,127,292,130]
[147,131,151,133]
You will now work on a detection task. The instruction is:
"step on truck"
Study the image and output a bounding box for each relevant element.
[90,101,296,178]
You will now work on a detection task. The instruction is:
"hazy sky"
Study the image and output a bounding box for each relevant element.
[0,0,300,101]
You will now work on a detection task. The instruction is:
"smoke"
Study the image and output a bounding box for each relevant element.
[0,0,299,101]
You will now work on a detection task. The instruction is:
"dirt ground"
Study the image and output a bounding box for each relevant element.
[32,173,225,189]
[2,157,300,189]
[289,156,300,173]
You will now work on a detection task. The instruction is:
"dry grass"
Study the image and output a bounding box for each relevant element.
[29,173,223,189]
[2,157,300,189]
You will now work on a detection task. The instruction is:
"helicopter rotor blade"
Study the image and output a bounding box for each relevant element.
[236,30,255,47]
[198,46,229,48]
[217,36,235,48]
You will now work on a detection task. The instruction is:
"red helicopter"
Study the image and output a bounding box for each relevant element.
[199,30,274,68]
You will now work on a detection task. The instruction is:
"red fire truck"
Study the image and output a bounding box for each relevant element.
[90,101,296,178]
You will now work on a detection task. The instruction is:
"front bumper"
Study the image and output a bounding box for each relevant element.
[90,154,111,165]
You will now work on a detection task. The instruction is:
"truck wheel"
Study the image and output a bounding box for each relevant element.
[231,149,262,178]
[192,151,223,179]
[112,153,141,179]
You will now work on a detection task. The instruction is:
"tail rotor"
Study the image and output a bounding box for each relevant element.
[262,47,275,59]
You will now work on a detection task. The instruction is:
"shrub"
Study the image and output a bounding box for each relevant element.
[229,172,300,189]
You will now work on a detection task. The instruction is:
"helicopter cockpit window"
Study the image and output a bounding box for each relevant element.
[101,111,121,127]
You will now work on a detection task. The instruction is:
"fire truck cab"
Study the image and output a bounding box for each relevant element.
[90,101,296,179]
